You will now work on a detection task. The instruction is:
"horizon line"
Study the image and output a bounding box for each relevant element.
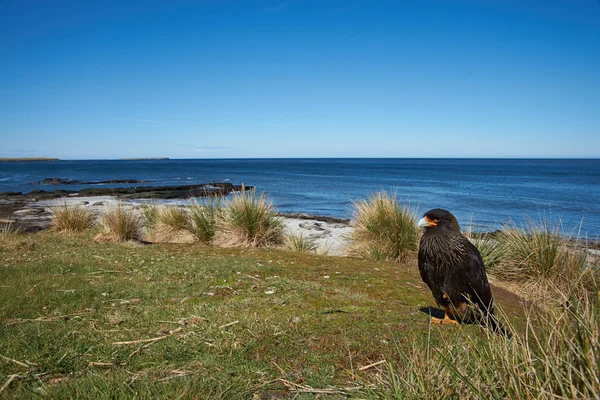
[3,156,599,161]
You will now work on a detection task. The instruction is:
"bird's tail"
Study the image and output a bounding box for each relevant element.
[481,306,511,338]
[486,312,511,338]
[474,296,512,338]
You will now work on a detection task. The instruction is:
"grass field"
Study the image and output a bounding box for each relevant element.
[1,227,598,399]
[0,230,530,399]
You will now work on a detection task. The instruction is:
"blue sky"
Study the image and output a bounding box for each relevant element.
[1,0,599,159]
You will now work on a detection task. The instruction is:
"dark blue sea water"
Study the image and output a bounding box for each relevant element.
[1,158,599,237]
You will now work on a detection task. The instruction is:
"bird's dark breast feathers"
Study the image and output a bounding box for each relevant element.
[418,233,475,306]
[418,233,469,271]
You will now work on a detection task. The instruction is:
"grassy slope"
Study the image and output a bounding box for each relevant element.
[0,232,523,399]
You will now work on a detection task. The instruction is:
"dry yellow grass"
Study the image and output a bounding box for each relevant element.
[488,220,596,302]
[282,233,318,253]
[370,280,599,399]
[213,189,283,248]
[347,191,418,261]
[142,205,197,243]
[144,224,197,244]
[50,203,94,233]
[0,221,21,238]
[94,204,143,242]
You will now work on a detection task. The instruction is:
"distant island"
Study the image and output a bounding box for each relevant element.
[119,157,169,161]
[0,158,59,162]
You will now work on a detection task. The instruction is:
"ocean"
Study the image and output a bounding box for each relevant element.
[1,158,599,237]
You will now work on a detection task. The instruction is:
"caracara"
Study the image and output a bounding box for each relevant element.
[417,208,505,333]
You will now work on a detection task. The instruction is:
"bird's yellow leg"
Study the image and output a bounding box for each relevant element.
[430,305,459,325]
[430,313,459,325]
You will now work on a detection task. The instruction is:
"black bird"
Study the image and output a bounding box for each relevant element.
[417,209,505,333]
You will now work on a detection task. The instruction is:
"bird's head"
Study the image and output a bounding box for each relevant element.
[417,209,461,233]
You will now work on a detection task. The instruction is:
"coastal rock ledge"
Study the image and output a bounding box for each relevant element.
[30,178,149,185]
[0,182,253,233]
[2,182,253,199]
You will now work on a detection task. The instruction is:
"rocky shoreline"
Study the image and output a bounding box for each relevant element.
[0,180,354,256]
[1,181,253,200]
[0,193,354,255]
[29,178,150,185]
[1,183,597,257]
[0,182,251,233]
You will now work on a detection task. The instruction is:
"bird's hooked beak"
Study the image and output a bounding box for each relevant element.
[418,216,438,228]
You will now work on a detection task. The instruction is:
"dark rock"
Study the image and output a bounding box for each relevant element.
[299,222,326,231]
[14,208,44,216]
[0,181,256,235]
[19,183,254,200]
[22,225,46,233]
[32,178,78,185]
[30,178,149,185]
[29,190,53,195]
[93,179,149,184]
[280,213,350,224]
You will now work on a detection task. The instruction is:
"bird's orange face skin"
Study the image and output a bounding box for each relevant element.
[423,216,440,227]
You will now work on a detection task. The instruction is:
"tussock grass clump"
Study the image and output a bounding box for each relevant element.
[464,221,504,271]
[474,237,503,271]
[283,233,318,254]
[214,189,283,248]
[140,203,159,229]
[347,191,418,261]
[147,225,197,244]
[0,221,20,238]
[465,227,504,272]
[145,205,196,243]
[94,204,143,242]
[156,206,191,231]
[493,219,593,295]
[50,203,94,233]
[188,198,222,244]
[366,282,600,399]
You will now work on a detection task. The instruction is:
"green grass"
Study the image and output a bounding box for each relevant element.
[1,230,524,398]
[348,191,419,261]
[474,236,504,271]
[366,285,599,399]
[140,203,159,229]
[464,226,504,272]
[1,213,598,398]
[156,206,191,231]
[282,233,318,254]
[188,198,222,244]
